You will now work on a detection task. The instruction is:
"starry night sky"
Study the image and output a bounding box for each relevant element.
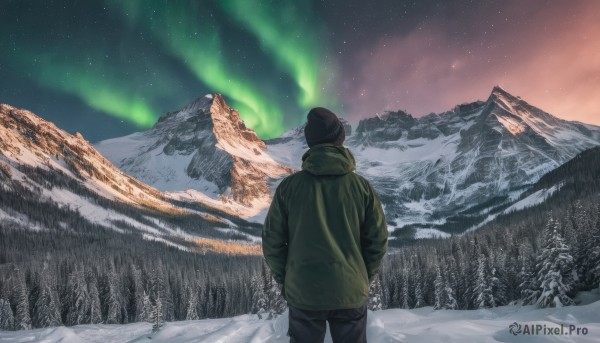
[1,0,599,142]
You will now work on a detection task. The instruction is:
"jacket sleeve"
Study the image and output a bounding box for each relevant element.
[262,184,288,285]
[361,183,388,283]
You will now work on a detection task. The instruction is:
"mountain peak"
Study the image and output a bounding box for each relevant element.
[489,85,519,103]
[485,85,530,118]
[97,92,292,207]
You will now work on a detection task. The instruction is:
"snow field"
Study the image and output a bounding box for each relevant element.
[2,299,599,343]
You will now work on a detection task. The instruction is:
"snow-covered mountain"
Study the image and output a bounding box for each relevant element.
[266,86,600,235]
[96,94,292,219]
[0,103,262,252]
[92,86,600,237]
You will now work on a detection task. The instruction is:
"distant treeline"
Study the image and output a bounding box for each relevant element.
[380,197,600,311]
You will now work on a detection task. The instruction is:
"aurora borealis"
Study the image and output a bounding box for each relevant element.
[0,0,599,142]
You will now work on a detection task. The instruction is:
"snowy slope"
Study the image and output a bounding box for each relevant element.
[0,104,170,209]
[96,94,292,215]
[2,298,599,343]
[0,103,262,253]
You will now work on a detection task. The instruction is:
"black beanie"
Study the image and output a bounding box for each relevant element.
[304,107,346,148]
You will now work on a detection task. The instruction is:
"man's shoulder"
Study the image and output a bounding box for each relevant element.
[352,171,375,189]
[276,170,306,189]
[277,170,374,191]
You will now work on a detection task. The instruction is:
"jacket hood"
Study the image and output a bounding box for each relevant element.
[301,143,356,176]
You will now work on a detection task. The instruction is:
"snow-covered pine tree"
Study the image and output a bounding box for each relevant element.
[473,254,494,309]
[433,264,444,310]
[266,279,286,319]
[154,261,174,322]
[535,217,576,308]
[88,274,102,324]
[518,244,539,305]
[444,268,458,310]
[138,291,151,322]
[149,265,165,331]
[104,263,121,324]
[387,272,399,308]
[566,201,587,290]
[185,282,199,321]
[368,275,384,311]
[401,269,411,309]
[252,264,286,319]
[13,269,31,330]
[587,203,600,288]
[65,265,89,326]
[0,298,14,330]
[443,256,459,310]
[464,237,481,309]
[445,256,461,309]
[444,282,458,310]
[250,273,266,318]
[413,268,425,309]
[129,264,145,323]
[32,263,62,328]
[151,294,162,333]
[489,266,505,307]
[502,247,521,302]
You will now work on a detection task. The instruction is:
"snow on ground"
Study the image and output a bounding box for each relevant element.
[2,298,599,343]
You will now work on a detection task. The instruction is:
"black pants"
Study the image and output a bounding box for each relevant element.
[288,303,367,343]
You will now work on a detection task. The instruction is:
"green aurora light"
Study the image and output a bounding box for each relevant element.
[108,0,286,138]
[218,0,331,109]
[12,52,159,128]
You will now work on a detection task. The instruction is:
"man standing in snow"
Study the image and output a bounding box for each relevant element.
[263,107,388,343]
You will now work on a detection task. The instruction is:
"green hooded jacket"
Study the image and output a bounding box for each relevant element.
[262,143,388,310]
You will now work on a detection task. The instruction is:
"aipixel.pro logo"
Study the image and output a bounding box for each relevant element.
[508,321,589,336]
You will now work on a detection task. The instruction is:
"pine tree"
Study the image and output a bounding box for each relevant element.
[413,268,425,308]
[250,274,267,319]
[151,295,163,333]
[464,237,481,309]
[368,276,383,311]
[185,283,199,321]
[0,298,14,330]
[266,280,287,319]
[139,291,151,322]
[518,244,539,305]
[32,263,62,328]
[401,269,411,309]
[502,250,521,302]
[444,282,458,310]
[88,274,102,324]
[13,270,31,330]
[570,201,589,288]
[149,266,164,331]
[535,218,576,308]
[65,266,89,326]
[473,254,494,309]
[104,263,121,324]
[129,264,145,323]
[433,264,444,310]
[490,266,506,306]
[588,203,600,288]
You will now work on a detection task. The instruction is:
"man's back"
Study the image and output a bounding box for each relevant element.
[263,143,388,310]
[262,107,388,343]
